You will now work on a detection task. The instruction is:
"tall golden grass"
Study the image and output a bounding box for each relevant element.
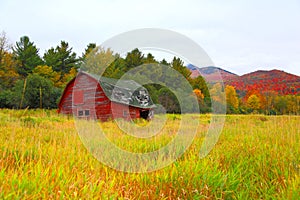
[0,109,299,199]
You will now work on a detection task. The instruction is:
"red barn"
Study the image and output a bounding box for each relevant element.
[58,71,155,121]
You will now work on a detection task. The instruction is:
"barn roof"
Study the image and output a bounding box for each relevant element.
[81,71,155,109]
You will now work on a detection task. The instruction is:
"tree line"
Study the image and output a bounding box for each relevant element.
[0,32,210,112]
[210,83,300,115]
[0,31,299,114]
[0,32,79,109]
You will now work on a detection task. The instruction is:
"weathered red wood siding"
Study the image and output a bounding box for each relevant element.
[58,80,75,115]
[111,102,140,120]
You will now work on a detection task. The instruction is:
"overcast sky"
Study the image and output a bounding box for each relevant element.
[0,0,299,75]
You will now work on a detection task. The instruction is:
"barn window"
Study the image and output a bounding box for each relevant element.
[73,90,84,105]
[123,110,128,117]
[85,110,90,116]
[78,110,84,116]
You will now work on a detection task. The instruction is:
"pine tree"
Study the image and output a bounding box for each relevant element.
[43,41,79,78]
[13,36,43,77]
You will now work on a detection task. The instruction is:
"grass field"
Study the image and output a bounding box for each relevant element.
[0,109,299,199]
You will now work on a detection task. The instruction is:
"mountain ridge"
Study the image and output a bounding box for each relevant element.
[187,65,300,95]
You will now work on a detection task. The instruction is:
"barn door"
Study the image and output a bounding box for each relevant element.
[73,90,84,105]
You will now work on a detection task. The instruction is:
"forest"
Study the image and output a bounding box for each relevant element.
[0,31,299,115]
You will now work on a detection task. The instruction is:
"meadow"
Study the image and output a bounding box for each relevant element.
[0,109,299,199]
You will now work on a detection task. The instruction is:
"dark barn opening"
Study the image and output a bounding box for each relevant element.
[140,110,149,120]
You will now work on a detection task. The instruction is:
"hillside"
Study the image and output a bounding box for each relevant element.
[229,69,300,95]
[187,65,239,82]
[188,65,300,95]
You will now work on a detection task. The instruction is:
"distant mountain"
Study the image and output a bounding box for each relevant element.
[187,65,300,95]
[228,69,300,95]
[187,64,239,82]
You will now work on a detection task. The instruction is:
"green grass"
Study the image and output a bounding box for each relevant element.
[0,109,299,199]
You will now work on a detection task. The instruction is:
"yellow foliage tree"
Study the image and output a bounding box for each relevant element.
[247,94,261,111]
[32,65,62,87]
[0,52,20,89]
[225,85,239,110]
[210,83,225,103]
[81,46,115,75]
[62,67,78,86]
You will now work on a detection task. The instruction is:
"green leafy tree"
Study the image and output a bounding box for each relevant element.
[13,36,43,77]
[158,87,180,113]
[274,96,287,114]
[0,90,14,108]
[16,74,61,109]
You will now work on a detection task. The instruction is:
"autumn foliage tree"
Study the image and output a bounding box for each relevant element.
[247,94,261,112]
[244,89,266,110]
[209,83,226,113]
[193,89,204,100]
[0,52,20,90]
[0,31,11,67]
[32,65,61,86]
[225,85,239,113]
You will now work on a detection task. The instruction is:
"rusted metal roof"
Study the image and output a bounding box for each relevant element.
[81,71,155,109]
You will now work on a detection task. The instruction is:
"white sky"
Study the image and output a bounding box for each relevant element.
[0,0,299,75]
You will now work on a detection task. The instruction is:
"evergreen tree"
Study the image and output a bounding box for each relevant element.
[43,41,79,78]
[160,59,169,66]
[13,36,43,77]
[171,57,191,80]
[81,43,96,60]
[125,48,144,70]
[143,53,157,64]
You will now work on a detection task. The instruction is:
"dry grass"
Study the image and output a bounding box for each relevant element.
[0,109,299,199]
